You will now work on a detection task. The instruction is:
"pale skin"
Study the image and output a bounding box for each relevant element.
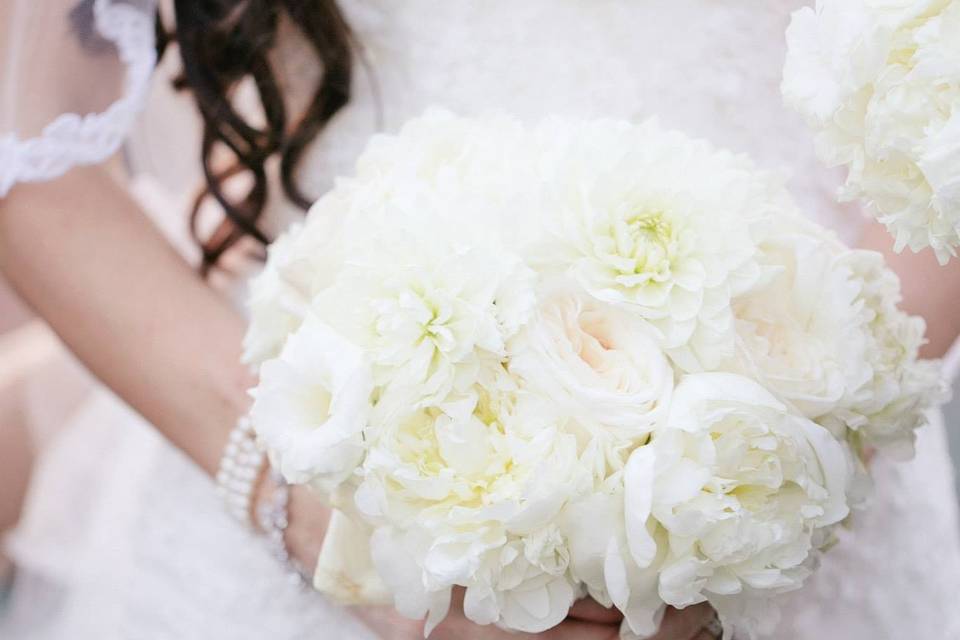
[1,163,958,639]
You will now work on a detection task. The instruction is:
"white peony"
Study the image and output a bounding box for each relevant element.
[356,389,590,633]
[531,118,778,372]
[249,312,373,492]
[783,0,960,263]
[829,249,946,456]
[621,374,851,635]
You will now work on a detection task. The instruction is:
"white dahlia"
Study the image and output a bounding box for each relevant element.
[530,118,780,372]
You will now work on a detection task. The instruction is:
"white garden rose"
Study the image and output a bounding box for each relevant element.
[531,118,776,372]
[731,219,873,421]
[622,374,851,634]
[783,0,960,262]
[510,281,673,450]
[250,312,373,492]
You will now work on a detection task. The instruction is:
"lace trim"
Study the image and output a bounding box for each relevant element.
[0,0,156,197]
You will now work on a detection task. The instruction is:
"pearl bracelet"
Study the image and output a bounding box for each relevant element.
[256,470,310,587]
[215,416,265,530]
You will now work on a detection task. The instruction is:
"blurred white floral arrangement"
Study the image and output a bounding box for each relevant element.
[782,0,960,263]
[243,111,944,639]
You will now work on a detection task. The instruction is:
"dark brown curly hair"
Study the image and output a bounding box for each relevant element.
[162,0,354,272]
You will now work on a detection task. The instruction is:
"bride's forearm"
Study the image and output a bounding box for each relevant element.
[858,220,960,359]
[0,164,251,475]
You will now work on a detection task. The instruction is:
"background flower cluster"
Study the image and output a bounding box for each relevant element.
[783,0,960,263]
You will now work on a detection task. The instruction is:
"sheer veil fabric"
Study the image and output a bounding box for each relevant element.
[0,0,156,196]
[1,2,959,639]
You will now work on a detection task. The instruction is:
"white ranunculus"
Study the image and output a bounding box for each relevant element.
[250,312,373,492]
[731,219,873,421]
[531,118,779,372]
[783,0,960,262]
[622,374,852,632]
[510,281,673,447]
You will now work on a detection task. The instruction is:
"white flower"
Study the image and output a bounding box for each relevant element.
[250,313,373,492]
[242,225,309,366]
[830,249,947,456]
[732,218,945,457]
[316,232,536,413]
[561,491,667,638]
[462,526,576,633]
[243,186,359,366]
[243,110,945,637]
[783,0,960,262]
[356,388,590,633]
[510,281,673,448]
[622,374,851,631]
[731,219,873,421]
[531,118,776,371]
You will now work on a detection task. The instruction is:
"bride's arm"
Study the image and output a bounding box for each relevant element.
[0,164,246,475]
[858,220,960,359]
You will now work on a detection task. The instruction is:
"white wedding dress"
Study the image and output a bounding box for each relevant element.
[2,1,960,639]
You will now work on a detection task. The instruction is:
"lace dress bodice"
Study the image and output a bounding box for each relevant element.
[3,2,960,640]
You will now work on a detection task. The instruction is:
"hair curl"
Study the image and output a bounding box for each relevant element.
[164,0,353,272]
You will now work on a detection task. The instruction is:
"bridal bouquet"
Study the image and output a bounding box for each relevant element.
[782,0,960,263]
[243,111,943,638]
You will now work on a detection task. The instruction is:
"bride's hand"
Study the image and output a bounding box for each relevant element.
[568,599,720,640]
[278,483,332,573]
[350,588,621,640]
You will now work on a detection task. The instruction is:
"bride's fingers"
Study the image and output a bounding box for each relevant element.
[534,619,620,640]
[429,614,617,640]
[567,597,624,624]
[648,604,716,640]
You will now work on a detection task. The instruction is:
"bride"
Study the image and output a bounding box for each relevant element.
[2,1,959,639]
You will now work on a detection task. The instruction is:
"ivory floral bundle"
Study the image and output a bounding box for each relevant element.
[243,111,943,639]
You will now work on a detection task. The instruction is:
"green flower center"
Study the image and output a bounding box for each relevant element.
[616,210,678,279]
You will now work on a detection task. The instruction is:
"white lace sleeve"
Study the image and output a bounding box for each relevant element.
[0,0,157,197]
